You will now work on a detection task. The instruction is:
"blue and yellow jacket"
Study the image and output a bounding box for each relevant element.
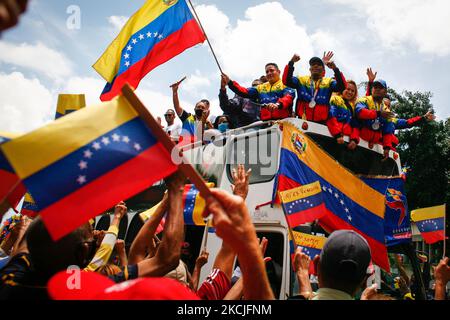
[355,96,387,130]
[283,61,346,123]
[228,79,295,120]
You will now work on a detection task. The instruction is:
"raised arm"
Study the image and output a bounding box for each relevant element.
[223,73,259,100]
[137,171,186,277]
[434,257,450,300]
[366,68,377,96]
[170,80,184,117]
[128,193,168,265]
[323,52,346,93]
[283,54,301,89]
[205,190,274,300]
[294,247,314,299]
[84,202,127,272]
[219,75,241,114]
[191,250,209,291]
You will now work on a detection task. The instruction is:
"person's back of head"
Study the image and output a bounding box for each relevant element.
[317,230,371,297]
[27,218,94,281]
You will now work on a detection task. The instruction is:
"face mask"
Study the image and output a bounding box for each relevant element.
[218,123,229,133]
[195,109,204,118]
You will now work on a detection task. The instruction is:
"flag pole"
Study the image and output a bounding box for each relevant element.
[187,0,224,74]
[121,84,212,199]
[201,218,211,252]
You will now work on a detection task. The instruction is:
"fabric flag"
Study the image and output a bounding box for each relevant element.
[279,181,326,228]
[411,205,446,244]
[361,176,412,247]
[55,94,86,119]
[183,183,214,226]
[20,192,40,218]
[1,96,178,241]
[0,133,26,213]
[291,231,326,274]
[275,121,389,271]
[94,0,206,101]
[139,201,166,235]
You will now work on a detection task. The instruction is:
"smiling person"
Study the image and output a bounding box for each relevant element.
[326,80,361,150]
[283,51,347,124]
[222,63,295,121]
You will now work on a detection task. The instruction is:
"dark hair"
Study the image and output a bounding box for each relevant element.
[200,99,210,107]
[265,63,279,70]
[26,218,93,280]
[213,115,233,129]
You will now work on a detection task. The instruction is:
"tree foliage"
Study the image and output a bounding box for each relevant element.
[388,89,449,211]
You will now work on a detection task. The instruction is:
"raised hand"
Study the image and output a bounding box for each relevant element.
[221,73,231,85]
[195,250,209,268]
[367,67,377,83]
[291,54,301,63]
[322,51,335,68]
[231,164,251,200]
[114,201,127,220]
[424,111,436,121]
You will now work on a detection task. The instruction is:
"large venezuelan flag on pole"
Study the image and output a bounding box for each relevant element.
[0,133,26,215]
[275,122,389,271]
[94,0,206,101]
[1,96,178,241]
[411,205,446,244]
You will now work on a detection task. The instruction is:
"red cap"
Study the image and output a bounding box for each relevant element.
[48,271,200,300]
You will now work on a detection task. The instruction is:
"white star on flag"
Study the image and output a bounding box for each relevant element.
[124,53,129,59]
[125,61,130,67]
[322,186,327,192]
[92,142,101,150]
[334,193,339,198]
[340,200,344,205]
[345,208,349,213]
[84,150,93,159]
[328,188,333,194]
[112,134,120,142]
[127,45,132,51]
[78,160,88,170]
[102,137,110,145]
[348,215,352,221]
[123,136,130,144]
[134,143,142,151]
[139,34,144,40]
[158,34,163,39]
[132,38,138,44]
[147,32,152,38]
[77,175,87,185]
[153,32,158,37]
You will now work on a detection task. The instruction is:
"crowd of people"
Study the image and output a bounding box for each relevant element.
[0,163,448,301]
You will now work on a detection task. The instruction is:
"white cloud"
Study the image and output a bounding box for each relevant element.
[0,42,73,81]
[0,72,54,133]
[107,15,129,33]
[63,76,105,107]
[197,2,315,81]
[181,70,212,98]
[325,0,450,56]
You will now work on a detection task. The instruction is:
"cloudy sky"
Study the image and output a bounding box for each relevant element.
[0,0,449,133]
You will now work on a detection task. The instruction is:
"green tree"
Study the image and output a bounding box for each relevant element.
[388,89,450,211]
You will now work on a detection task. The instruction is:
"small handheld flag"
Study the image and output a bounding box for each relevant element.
[279,181,326,228]
[411,205,446,244]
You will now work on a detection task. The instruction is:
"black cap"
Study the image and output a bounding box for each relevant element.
[309,57,324,67]
[320,230,371,283]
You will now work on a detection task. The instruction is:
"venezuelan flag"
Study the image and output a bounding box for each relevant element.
[0,133,26,214]
[291,231,326,274]
[20,192,40,218]
[1,96,178,241]
[276,122,389,271]
[94,0,206,101]
[183,183,214,226]
[55,94,86,119]
[279,181,326,228]
[411,205,446,244]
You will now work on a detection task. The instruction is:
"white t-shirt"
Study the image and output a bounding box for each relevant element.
[164,123,181,140]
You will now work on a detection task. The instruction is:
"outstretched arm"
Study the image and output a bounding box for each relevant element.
[128,194,168,265]
[223,73,259,100]
[205,190,274,300]
[137,171,186,277]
